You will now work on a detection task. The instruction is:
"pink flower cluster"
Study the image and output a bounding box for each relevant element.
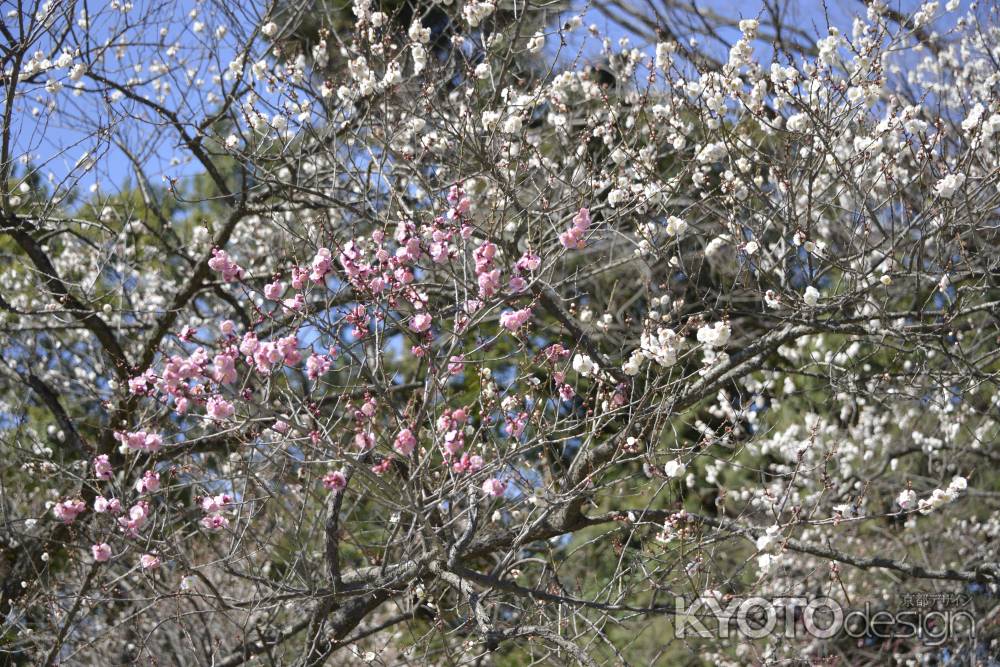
[410,312,433,332]
[509,250,541,292]
[200,494,233,531]
[505,411,529,439]
[213,351,237,385]
[559,207,591,249]
[128,369,156,395]
[474,241,501,298]
[437,408,468,458]
[240,332,301,374]
[134,470,161,494]
[93,454,113,480]
[52,498,86,524]
[207,248,245,282]
[322,470,347,492]
[500,307,532,332]
[118,501,151,537]
[482,478,507,497]
[447,184,472,219]
[206,395,234,420]
[355,431,375,450]
[309,247,333,284]
[94,496,122,514]
[92,543,112,562]
[541,343,571,363]
[394,428,416,456]
[452,452,484,474]
[351,396,379,450]
[264,279,285,300]
[306,352,332,380]
[114,430,163,453]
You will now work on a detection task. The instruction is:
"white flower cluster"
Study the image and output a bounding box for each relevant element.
[933,173,966,199]
[696,321,731,348]
[622,325,682,376]
[754,525,783,574]
[664,458,686,478]
[897,476,968,514]
[462,0,495,27]
[572,353,598,377]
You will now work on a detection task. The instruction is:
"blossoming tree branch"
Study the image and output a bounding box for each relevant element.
[2,0,999,663]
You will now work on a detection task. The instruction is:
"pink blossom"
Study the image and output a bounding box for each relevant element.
[508,275,527,292]
[253,342,281,373]
[240,332,259,357]
[115,430,162,453]
[442,430,464,457]
[94,497,122,514]
[291,266,309,289]
[200,514,230,531]
[119,501,150,536]
[220,319,235,335]
[394,428,416,456]
[506,412,528,438]
[135,470,161,494]
[359,396,377,418]
[447,355,464,376]
[453,453,484,473]
[306,353,332,380]
[140,553,161,570]
[213,353,237,384]
[516,251,541,272]
[477,269,501,297]
[52,499,86,524]
[274,335,301,365]
[410,312,433,332]
[264,280,284,300]
[355,431,375,450]
[310,247,332,283]
[392,266,413,285]
[482,478,507,497]
[207,248,245,282]
[201,494,233,513]
[128,370,155,395]
[543,344,570,363]
[429,240,450,263]
[397,236,422,263]
[323,470,347,492]
[93,454,113,480]
[272,419,289,434]
[499,308,532,332]
[559,228,583,249]
[91,543,112,562]
[206,395,234,420]
[559,207,591,249]
[474,242,497,272]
